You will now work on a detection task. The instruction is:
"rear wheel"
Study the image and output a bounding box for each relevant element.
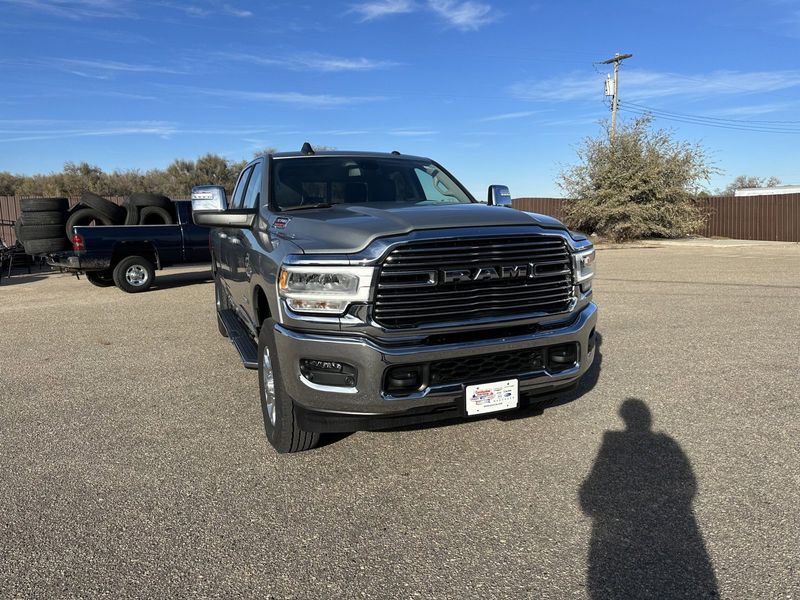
[112,255,155,293]
[85,270,114,287]
[258,319,320,453]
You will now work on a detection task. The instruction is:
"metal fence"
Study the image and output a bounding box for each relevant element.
[513,194,800,242]
[3,193,799,245]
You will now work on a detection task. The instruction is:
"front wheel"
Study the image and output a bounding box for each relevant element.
[85,270,114,287]
[113,256,155,293]
[258,319,320,453]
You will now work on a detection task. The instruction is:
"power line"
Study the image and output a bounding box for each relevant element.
[619,105,800,134]
[623,101,800,125]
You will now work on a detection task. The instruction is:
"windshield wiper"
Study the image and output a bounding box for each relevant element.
[281,202,336,212]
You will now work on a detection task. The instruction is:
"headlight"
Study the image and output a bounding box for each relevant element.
[278,265,374,315]
[573,248,595,283]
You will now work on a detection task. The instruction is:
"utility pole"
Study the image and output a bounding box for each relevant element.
[599,53,633,142]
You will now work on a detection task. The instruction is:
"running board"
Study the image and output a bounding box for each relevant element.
[218,309,258,370]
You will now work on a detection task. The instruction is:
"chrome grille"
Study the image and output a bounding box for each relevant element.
[374,235,574,329]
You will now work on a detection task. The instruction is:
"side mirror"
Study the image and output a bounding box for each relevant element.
[487,185,513,207]
[191,185,255,228]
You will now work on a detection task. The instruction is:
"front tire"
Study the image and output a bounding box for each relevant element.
[258,319,320,453]
[113,255,155,293]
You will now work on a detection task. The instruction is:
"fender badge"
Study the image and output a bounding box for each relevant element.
[273,217,290,229]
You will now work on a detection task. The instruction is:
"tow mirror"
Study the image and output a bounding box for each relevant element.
[191,185,255,228]
[191,185,227,212]
[487,185,513,207]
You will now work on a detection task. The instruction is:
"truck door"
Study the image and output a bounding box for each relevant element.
[217,164,254,296]
[227,161,263,318]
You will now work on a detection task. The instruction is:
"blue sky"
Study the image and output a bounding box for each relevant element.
[0,0,799,196]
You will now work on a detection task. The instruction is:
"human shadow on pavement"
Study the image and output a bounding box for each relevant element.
[579,399,719,599]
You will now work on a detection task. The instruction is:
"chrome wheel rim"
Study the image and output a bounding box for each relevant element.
[262,346,276,426]
[125,265,148,287]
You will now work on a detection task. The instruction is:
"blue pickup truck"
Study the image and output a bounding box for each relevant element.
[48,200,210,292]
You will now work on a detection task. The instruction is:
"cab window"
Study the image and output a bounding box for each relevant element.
[242,162,263,210]
[230,165,254,209]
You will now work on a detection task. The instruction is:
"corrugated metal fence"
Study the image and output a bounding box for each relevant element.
[2,194,799,244]
[514,194,800,242]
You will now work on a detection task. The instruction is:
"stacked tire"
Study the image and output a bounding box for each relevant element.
[122,193,175,226]
[65,192,126,237]
[64,192,175,237]
[16,197,71,255]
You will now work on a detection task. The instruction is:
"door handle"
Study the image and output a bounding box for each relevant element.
[218,232,228,239]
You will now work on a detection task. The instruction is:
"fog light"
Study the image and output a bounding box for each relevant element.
[300,359,357,388]
[385,365,423,394]
[547,344,578,372]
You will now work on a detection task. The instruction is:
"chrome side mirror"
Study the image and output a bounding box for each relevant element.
[191,185,255,228]
[191,185,227,213]
[487,185,513,207]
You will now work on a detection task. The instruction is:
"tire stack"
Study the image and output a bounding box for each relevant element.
[15,197,71,255]
[18,192,177,256]
[65,192,175,238]
[121,193,175,226]
[65,192,127,237]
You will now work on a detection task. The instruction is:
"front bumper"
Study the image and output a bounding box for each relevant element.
[47,251,110,272]
[274,302,598,432]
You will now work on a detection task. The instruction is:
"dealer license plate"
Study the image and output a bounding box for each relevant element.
[465,379,519,416]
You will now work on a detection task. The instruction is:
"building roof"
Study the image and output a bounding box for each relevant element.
[734,185,800,197]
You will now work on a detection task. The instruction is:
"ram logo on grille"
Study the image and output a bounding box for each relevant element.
[440,261,569,284]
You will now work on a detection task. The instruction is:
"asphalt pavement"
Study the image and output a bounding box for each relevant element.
[1,242,798,599]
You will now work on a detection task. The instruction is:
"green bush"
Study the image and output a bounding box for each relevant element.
[559,116,715,241]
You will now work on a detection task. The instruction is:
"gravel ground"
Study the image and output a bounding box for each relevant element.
[1,244,798,599]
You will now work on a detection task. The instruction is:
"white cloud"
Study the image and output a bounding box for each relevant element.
[510,69,800,103]
[476,110,545,122]
[427,0,495,30]
[351,0,497,30]
[55,58,184,74]
[222,3,251,17]
[218,52,399,72]
[0,120,177,142]
[0,0,133,18]
[351,0,415,21]
[192,88,385,107]
[388,129,438,136]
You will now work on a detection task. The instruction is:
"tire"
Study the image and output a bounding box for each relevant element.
[85,270,115,287]
[66,208,112,237]
[17,224,64,240]
[112,255,155,293]
[127,192,172,210]
[19,210,67,226]
[215,275,229,337]
[139,206,174,225]
[20,197,68,212]
[23,237,70,255]
[258,318,320,453]
[123,202,139,225]
[78,192,126,223]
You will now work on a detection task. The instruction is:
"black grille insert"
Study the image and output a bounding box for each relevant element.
[374,235,574,329]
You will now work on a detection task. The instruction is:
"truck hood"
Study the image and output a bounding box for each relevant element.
[268,202,567,254]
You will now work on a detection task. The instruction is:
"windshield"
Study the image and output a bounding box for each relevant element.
[272,156,474,210]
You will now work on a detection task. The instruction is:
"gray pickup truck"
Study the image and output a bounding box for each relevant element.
[191,145,597,453]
